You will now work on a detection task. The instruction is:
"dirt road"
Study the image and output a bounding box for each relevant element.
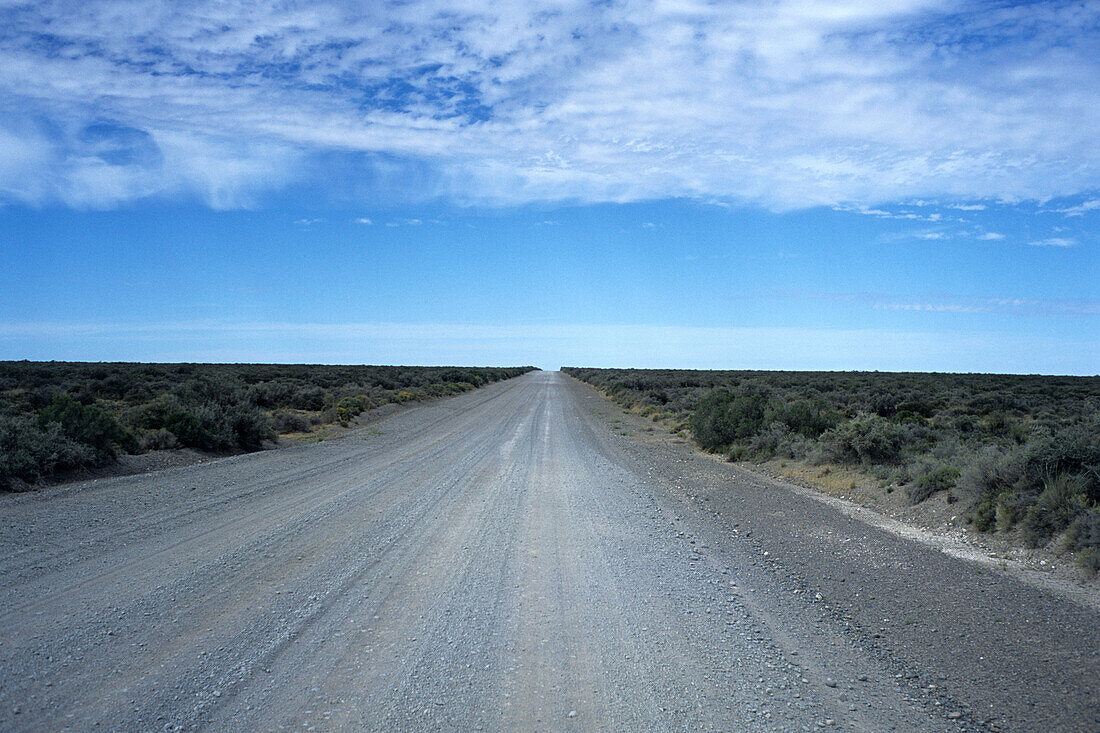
[0,371,1096,731]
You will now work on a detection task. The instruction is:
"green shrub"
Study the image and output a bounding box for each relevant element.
[820,413,908,466]
[272,410,311,434]
[892,400,935,423]
[1076,547,1100,577]
[1062,508,1099,553]
[38,393,136,459]
[1018,427,1100,504]
[164,408,228,451]
[748,422,811,459]
[908,463,961,504]
[138,428,179,451]
[394,389,424,403]
[290,386,327,411]
[335,394,375,425]
[775,399,841,438]
[125,394,180,431]
[1020,473,1089,548]
[963,426,1100,542]
[959,446,1023,519]
[227,404,273,451]
[246,380,296,408]
[690,390,772,450]
[0,414,95,490]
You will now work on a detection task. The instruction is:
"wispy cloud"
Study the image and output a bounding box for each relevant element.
[976,231,1005,240]
[293,218,324,226]
[786,290,1100,317]
[1053,199,1100,217]
[1029,237,1078,247]
[0,1,1097,209]
[834,204,944,222]
[877,227,951,243]
[354,217,373,225]
[873,297,1099,316]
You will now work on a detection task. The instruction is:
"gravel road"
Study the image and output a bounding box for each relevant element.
[1,371,1096,731]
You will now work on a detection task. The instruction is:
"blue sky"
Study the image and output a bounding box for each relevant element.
[0,1,1097,372]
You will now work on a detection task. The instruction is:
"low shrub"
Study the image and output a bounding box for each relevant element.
[907,463,961,504]
[138,428,179,451]
[228,404,274,451]
[1077,547,1100,577]
[335,395,375,425]
[690,389,772,450]
[1020,473,1089,548]
[1062,508,1100,554]
[0,414,95,490]
[39,393,136,459]
[962,426,1100,557]
[959,446,1024,530]
[163,408,227,451]
[775,399,842,438]
[819,413,909,466]
[271,410,311,434]
[748,422,811,460]
[290,385,327,411]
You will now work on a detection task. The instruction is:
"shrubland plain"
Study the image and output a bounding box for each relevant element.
[563,368,1100,574]
[0,361,535,491]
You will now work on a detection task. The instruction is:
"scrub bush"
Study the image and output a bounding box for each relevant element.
[819,413,908,466]
[38,393,136,459]
[690,389,772,449]
[228,404,274,451]
[907,462,961,504]
[138,428,179,451]
[1020,473,1089,548]
[0,414,94,490]
[271,410,311,434]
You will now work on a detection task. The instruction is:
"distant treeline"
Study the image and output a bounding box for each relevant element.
[564,367,1100,573]
[0,361,536,491]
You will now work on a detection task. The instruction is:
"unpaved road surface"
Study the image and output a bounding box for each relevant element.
[1,372,1096,731]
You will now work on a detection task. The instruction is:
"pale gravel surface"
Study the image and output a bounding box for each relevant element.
[0,371,1095,731]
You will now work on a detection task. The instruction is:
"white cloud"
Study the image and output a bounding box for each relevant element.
[1054,199,1100,216]
[0,1,1097,209]
[1029,237,1078,247]
[976,231,1005,240]
[802,290,1100,316]
[354,217,373,225]
[294,218,324,226]
[834,204,946,221]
